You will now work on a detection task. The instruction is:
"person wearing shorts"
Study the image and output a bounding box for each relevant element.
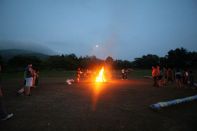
[24,64,33,96]
[175,68,182,88]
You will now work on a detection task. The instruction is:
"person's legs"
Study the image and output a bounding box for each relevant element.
[156,77,160,87]
[158,76,163,87]
[153,77,158,87]
[25,78,32,95]
[178,80,182,88]
[35,78,38,87]
[0,97,13,120]
[176,78,179,88]
[25,87,30,95]
[0,98,7,119]
[24,87,27,95]
[125,73,128,79]
[122,73,124,79]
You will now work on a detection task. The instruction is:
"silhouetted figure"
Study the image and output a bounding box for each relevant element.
[121,69,125,79]
[0,65,13,121]
[167,67,174,84]
[188,71,195,89]
[34,69,39,87]
[175,68,182,88]
[152,66,159,87]
[77,68,82,82]
[183,69,189,86]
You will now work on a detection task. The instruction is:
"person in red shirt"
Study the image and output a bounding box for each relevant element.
[152,66,159,87]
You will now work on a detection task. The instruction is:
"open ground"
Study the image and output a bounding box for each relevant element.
[0,70,197,131]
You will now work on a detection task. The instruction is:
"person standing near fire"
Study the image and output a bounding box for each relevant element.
[121,69,124,79]
[152,66,158,87]
[156,65,163,87]
[121,68,129,80]
[77,68,82,82]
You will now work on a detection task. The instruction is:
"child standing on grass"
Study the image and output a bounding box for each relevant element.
[24,64,33,96]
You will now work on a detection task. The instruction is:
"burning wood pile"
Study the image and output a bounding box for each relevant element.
[95,67,106,83]
[66,66,109,85]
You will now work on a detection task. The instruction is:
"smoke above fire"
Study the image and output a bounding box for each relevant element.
[92,33,118,60]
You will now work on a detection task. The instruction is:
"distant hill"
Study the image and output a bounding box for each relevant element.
[0,49,49,60]
[0,41,56,55]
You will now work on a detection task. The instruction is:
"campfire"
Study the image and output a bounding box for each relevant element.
[95,67,106,83]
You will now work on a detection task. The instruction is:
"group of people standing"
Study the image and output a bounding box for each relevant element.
[0,63,40,121]
[121,68,129,80]
[174,68,194,88]
[152,65,195,88]
[17,64,39,96]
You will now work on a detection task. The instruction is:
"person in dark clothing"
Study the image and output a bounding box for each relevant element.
[175,68,182,88]
[34,69,39,87]
[188,71,195,89]
[0,65,13,121]
[167,67,174,84]
[77,68,82,82]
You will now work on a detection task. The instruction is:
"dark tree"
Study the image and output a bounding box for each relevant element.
[7,55,42,71]
[132,54,159,68]
[105,56,114,67]
[166,48,189,68]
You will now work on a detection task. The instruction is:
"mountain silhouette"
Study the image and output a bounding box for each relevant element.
[0,41,55,55]
[0,49,50,60]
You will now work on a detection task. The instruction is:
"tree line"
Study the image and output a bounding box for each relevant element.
[0,47,196,71]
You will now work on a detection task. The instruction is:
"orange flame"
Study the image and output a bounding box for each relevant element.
[95,67,106,82]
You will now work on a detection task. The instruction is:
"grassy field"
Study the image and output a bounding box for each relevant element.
[0,70,197,131]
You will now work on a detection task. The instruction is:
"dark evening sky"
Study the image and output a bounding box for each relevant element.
[0,0,197,60]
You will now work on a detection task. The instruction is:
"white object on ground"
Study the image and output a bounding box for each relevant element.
[66,79,74,85]
[150,94,197,110]
[17,88,24,94]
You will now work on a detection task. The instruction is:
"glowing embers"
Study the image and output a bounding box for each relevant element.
[95,67,106,83]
